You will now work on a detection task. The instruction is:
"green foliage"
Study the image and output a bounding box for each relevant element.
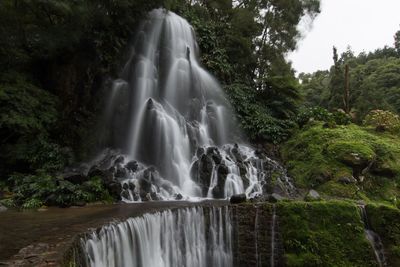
[282,123,400,202]
[7,173,111,209]
[299,43,400,120]
[366,204,400,266]
[363,109,400,134]
[296,107,351,127]
[225,83,295,143]
[277,201,376,266]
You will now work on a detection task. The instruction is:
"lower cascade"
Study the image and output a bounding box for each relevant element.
[81,206,232,267]
[359,205,387,267]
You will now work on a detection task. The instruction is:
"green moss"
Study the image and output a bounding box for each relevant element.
[366,204,400,266]
[281,123,400,202]
[277,201,377,266]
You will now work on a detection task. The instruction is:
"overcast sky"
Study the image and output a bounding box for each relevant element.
[288,0,400,74]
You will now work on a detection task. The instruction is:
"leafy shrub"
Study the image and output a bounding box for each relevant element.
[7,173,110,209]
[225,83,295,143]
[296,107,351,127]
[363,109,400,133]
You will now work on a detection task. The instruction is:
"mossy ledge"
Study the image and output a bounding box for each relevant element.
[282,122,400,203]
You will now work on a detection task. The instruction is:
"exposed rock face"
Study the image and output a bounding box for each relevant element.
[305,189,321,201]
[233,204,284,267]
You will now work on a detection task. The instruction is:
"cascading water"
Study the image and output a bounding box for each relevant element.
[270,204,277,267]
[81,206,232,267]
[93,9,295,202]
[359,205,387,267]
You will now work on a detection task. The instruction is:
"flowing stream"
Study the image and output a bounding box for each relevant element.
[359,205,387,267]
[82,206,232,267]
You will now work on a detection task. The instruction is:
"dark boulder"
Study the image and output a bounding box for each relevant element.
[212,164,229,198]
[121,190,130,200]
[107,181,122,200]
[190,154,214,197]
[230,193,247,204]
[87,166,104,178]
[114,167,128,179]
[114,156,124,165]
[196,147,205,158]
[138,178,152,199]
[125,161,139,172]
[175,193,183,200]
[231,144,243,162]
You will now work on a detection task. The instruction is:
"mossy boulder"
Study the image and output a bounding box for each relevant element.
[326,141,375,168]
[282,123,400,203]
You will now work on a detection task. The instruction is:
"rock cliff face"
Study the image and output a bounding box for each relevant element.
[232,204,284,267]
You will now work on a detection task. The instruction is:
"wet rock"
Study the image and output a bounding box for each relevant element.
[212,164,229,198]
[269,193,284,203]
[175,193,183,200]
[122,183,129,190]
[150,192,159,200]
[305,189,321,201]
[230,193,246,204]
[128,182,135,191]
[138,178,152,198]
[114,167,128,179]
[207,147,222,164]
[193,154,214,196]
[143,193,152,201]
[107,182,122,200]
[87,166,104,178]
[121,190,130,200]
[338,176,357,184]
[114,156,124,165]
[125,161,139,172]
[196,147,205,158]
[0,204,7,212]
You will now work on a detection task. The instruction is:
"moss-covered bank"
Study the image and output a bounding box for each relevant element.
[366,204,400,266]
[276,201,376,266]
[281,123,400,203]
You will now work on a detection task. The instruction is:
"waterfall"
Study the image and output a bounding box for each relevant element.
[82,206,233,267]
[359,205,387,267]
[270,204,276,267]
[254,205,260,267]
[94,9,295,202]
